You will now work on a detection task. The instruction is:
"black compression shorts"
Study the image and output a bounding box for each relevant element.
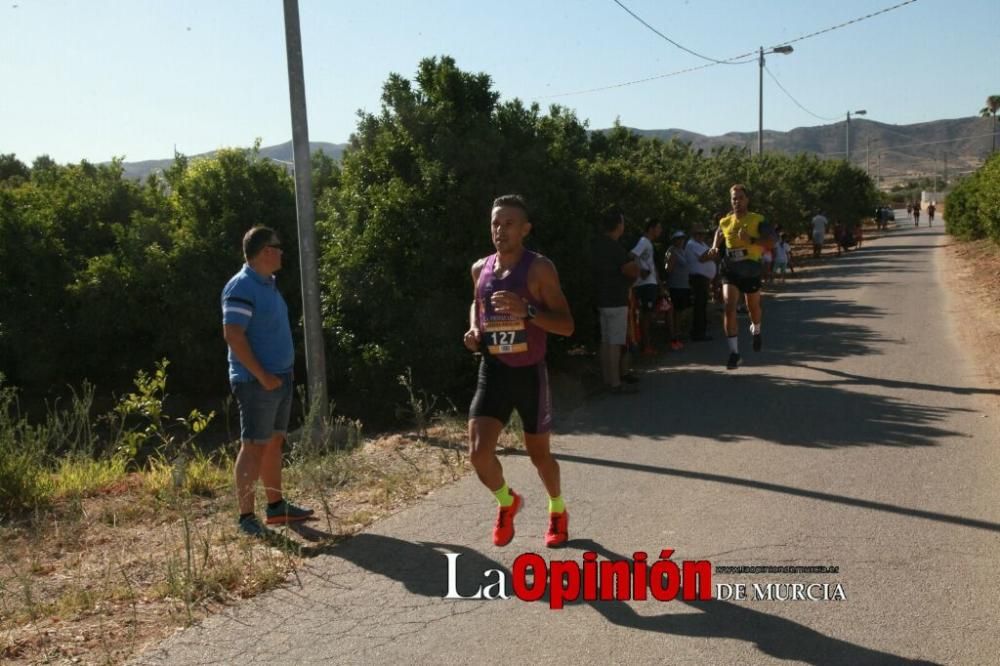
[469,358,552,434]
[722,260,762,294]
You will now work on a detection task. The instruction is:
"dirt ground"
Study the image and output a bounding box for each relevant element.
[2,224,998,666]
[939,237,1000,390]
[0,423,481,665]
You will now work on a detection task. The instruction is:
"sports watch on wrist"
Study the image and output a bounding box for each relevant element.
[525,303,537,320]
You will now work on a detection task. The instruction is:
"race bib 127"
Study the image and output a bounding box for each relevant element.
[482,317,528,355]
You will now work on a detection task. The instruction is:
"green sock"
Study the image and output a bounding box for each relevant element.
[493,483,514,507]
[548,495,565,514]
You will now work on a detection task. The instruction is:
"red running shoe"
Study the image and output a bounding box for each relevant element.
[544,510,569,548]
[493,491,523,546]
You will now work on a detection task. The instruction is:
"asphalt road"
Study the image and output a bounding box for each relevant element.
[135,214,1000,665]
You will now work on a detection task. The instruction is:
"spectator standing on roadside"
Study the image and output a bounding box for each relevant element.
[664,230,690,351]
[761,244,774,286]
[630,218,662,355]
[223,226,314,538]
[685,225,716,341]
[593,207,640,393]
[773,233,791,284]
[811,211,828,258]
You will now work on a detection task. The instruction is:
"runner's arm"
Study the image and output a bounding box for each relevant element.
[622,257,640,280]
[223,325,281,390]
[531,258,574,337]
[464,261,484,352]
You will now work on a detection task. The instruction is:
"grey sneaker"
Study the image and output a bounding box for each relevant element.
[265,499,314,525]
[238,514,269,538]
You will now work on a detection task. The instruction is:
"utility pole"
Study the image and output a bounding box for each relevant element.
[282,0,328,417]
[846,109,866,165]
[758,47,763,157]
[756,45,793,157]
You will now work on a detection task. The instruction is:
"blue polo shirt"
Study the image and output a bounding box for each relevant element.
[221,264,294,384]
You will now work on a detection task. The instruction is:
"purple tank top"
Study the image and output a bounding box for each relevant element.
[476,250,547,367]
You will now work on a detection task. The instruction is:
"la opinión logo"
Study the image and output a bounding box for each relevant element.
[444,549,712,610]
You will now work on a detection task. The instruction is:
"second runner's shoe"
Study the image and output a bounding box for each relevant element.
[727,352,741,370]
[753,333,762,352]
[493,490,523,546]
[545,510,569,548]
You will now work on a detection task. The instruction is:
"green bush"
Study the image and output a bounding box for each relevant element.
[0,56,881,428]
[946,153,1000,242]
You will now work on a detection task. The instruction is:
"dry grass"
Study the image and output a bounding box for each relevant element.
[940,237,1000,389]
[0,419,471,665]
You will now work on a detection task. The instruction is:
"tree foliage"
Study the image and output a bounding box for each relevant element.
[1,55,878,425]
[0,146,298,397]
[946,153,1000,242]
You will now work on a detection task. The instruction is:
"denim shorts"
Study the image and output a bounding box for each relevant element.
[232,373,293,444]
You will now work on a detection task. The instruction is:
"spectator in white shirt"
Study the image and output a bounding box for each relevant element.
[685,225,717,341]
[811,212,828,258]
[630,218,662,355]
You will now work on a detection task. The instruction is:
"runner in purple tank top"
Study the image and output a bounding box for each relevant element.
[464,194,575,548]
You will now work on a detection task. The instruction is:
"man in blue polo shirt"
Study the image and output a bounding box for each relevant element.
[222,226,312,536]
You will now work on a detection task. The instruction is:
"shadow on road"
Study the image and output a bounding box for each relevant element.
[501,451,1000,534]
[562,368,967,450]
[785,363,1000,398]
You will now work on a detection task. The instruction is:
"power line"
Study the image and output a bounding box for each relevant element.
[536,0,916,101]
[540,59,751,100]
[611,0,741,65]
[765,0,919,51]
[763,65,840,122]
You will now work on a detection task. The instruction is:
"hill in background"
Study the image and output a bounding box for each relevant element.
[117,141,347,181]
[628,115,994,188]
[114,116,995,189]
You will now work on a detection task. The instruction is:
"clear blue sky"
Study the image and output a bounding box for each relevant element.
[2,0,997,164]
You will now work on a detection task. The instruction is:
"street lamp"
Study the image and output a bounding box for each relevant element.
[846,109,866,165]
[758,45,794,156]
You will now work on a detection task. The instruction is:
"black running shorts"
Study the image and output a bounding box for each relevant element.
[469,358,552,434]
[668,288,692,311]
[722,260,762,294]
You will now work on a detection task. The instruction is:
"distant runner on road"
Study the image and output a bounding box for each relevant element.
[464,194,575,548]
[927,202,936,226]
[709,184,773,369]
[913,203,921,227]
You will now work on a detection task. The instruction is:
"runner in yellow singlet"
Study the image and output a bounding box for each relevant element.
[707,184,773,369]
